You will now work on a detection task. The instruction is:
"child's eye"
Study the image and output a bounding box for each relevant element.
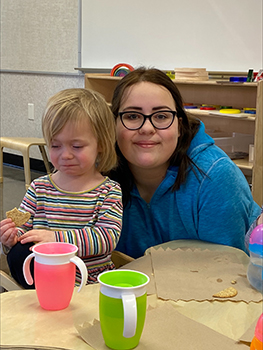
[51,144,59,148]
[73,145,83,149]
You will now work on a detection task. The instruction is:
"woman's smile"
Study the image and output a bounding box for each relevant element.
[134,140,159,148]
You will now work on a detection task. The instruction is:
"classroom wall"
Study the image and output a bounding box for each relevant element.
[0,0,79,73]
[0,0,83,160]
[0,73,84,154]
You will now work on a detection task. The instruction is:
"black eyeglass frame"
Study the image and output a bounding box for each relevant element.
[118,110,178,130]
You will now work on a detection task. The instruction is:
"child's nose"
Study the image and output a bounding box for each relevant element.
[61,147,73,158]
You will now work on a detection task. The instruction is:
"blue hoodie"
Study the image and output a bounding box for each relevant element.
[116,122,261,258]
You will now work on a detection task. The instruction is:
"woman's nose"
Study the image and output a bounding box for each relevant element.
[138,118,156,134]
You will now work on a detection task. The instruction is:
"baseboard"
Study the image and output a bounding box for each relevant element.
[3,152,52,173]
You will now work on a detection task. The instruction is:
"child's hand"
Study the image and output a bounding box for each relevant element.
[0,218,19,248]
[18,229,56,245]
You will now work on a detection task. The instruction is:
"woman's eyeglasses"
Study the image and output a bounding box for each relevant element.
[118,110,177,130]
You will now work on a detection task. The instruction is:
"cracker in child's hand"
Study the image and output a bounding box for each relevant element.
[213,286,238,298]
[6,207,30,226]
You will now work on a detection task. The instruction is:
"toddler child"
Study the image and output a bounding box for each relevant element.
[0,88,123,287]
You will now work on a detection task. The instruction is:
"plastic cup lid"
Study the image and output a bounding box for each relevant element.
[249,224,263,245]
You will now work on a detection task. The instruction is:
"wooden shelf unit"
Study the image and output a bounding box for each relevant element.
[85,74,263,206]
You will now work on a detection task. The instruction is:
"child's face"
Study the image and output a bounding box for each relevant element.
[49,119,100,177]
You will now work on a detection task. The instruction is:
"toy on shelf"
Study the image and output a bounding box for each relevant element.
[110,63,134,77]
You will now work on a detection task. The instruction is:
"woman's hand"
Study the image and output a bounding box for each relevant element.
[18,229,56,245]
[0,218,19,248]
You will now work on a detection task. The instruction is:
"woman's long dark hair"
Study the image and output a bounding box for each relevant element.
[110,67,201,205]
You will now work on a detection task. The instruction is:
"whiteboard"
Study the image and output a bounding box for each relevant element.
[81,0,263,72]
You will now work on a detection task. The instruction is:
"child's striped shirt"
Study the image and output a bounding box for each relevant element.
[19,175,123,284]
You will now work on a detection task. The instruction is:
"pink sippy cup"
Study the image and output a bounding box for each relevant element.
[23,242,88,310]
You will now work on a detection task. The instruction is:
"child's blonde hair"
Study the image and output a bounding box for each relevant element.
[42,88,117,173]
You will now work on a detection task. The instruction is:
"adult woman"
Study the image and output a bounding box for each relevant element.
[110,67,260,259]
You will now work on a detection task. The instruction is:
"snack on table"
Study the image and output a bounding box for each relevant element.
[6,207,30,226]
[213,286,238,298]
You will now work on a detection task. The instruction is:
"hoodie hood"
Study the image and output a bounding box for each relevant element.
[187,121,215,159]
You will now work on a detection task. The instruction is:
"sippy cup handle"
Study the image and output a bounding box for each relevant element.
[70,256,88,292]
[23,254,88,289]
[23,252,35,285]
[122,293,137,338]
